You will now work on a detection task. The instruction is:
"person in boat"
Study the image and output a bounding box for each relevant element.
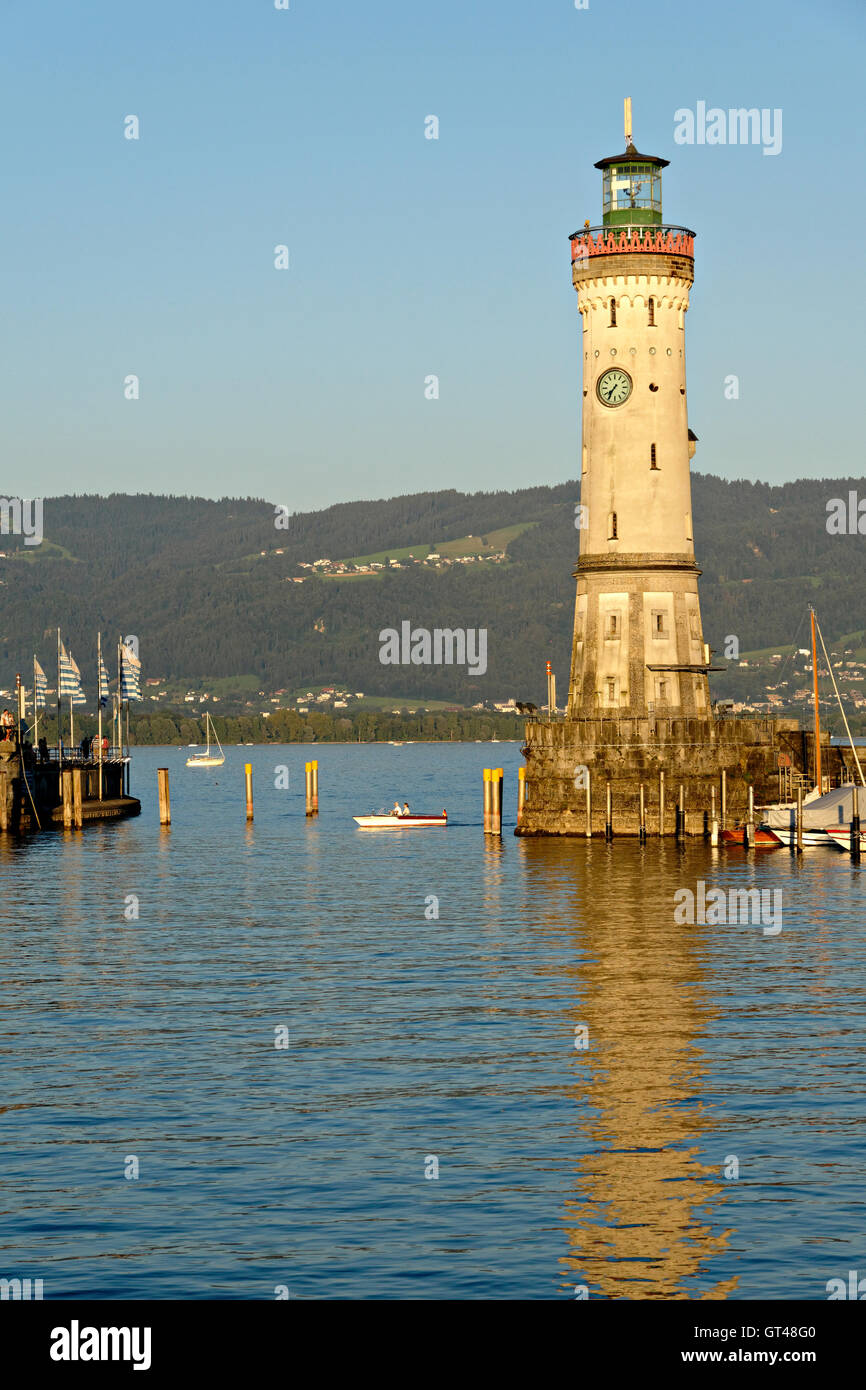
[403,802,410,817]
[392,800,402,816]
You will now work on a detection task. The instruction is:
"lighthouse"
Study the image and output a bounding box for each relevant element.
[568,99,710,720]
[516,101,805,837]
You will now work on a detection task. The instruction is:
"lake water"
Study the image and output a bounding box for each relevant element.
[2,743,864,1300]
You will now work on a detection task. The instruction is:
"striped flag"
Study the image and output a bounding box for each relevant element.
[59,642,87,705]
[120,642,142,701]
[34,657,47,709]
[98,654,111,708]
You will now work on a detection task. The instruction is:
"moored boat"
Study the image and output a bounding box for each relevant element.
[720,826,783,848]
[186,712,225,767]
[823,825,866,852]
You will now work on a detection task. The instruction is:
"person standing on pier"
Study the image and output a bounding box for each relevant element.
[0,709,13,742]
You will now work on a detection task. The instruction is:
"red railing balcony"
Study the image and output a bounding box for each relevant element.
[570,224,696,262]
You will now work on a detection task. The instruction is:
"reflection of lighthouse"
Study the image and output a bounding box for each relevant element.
[521,839,735,1298]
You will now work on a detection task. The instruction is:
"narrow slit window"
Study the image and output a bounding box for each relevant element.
[608,614,619,637]
[606,678,616,704]
[650,443,658,469]
[648,297,655,326]
[609,298,616,327]
[608,511,618,539]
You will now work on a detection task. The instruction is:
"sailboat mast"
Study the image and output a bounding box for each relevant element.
[815,615,866,789]
[810,607,822,793]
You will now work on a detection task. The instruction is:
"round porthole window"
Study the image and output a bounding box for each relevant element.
[649,347,657,355]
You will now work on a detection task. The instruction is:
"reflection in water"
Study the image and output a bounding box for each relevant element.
[2,746,865,1299]
[521,839,736,1299]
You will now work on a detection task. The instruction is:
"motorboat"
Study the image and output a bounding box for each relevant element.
[354,810,447,829]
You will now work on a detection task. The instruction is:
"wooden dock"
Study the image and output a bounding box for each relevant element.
[0,740,140,833]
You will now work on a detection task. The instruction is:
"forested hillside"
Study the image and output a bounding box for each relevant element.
[0,476,863,704]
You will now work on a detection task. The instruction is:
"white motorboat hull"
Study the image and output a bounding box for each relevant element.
[354,813,446,829]
[758,824,835,848]
[823,827,866,851]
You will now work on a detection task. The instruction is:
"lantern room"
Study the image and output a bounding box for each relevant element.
[595,144,668,227]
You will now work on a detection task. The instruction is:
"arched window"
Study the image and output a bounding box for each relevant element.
[609,298,616,327]
[648,297,655,326]
[650,444,658,469]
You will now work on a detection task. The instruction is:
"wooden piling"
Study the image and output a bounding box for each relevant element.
[796,786,803,855]
[72,768,83,829]
[245,763,254,822]
[639,784,646,843]
[585,772,592,839]
[483,767,491,833]
[720,770,727,831]
[675,784,684,841]
[659,771,665,836]
[305,760,318,816]
[158,768,171,826]
[517,766,525,826]
[62,768,73,828]
[852,785,861,863]
[491,768,503,836]
[605,780,612,841]
[745,785,755,849]
[710,786,719,847]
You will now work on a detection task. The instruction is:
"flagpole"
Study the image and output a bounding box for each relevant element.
[32,657,38,746]
[98,633,103,801]
[117,635,122,758]
[57,627,62,762]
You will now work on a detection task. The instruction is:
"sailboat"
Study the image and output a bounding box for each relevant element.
[186,711,225,767]
[757,607,865,847]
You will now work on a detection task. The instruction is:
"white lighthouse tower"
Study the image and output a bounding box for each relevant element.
[567,99,711,720]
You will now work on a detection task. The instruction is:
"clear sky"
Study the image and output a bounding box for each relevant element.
[0,0,861,510]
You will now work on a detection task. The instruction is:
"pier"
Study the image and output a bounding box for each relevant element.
[0,738,141,833]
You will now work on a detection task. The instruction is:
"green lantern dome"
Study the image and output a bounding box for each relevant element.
[594,142,668,227]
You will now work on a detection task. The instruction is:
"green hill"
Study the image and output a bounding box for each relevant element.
[0,476,864,705]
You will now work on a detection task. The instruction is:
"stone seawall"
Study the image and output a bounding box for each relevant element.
[517,716,852,836]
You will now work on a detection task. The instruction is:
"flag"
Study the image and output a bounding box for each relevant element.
[120,642,142,701]
[98,655,111,708]
[59,642,87,705]
[34,657,47,709]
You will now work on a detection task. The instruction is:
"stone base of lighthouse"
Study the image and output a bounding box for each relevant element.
[515,716,851,836]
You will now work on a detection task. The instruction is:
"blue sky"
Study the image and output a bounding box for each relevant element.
[0,0,861,510]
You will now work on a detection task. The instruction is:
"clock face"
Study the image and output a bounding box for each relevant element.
[597,368,632,406]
